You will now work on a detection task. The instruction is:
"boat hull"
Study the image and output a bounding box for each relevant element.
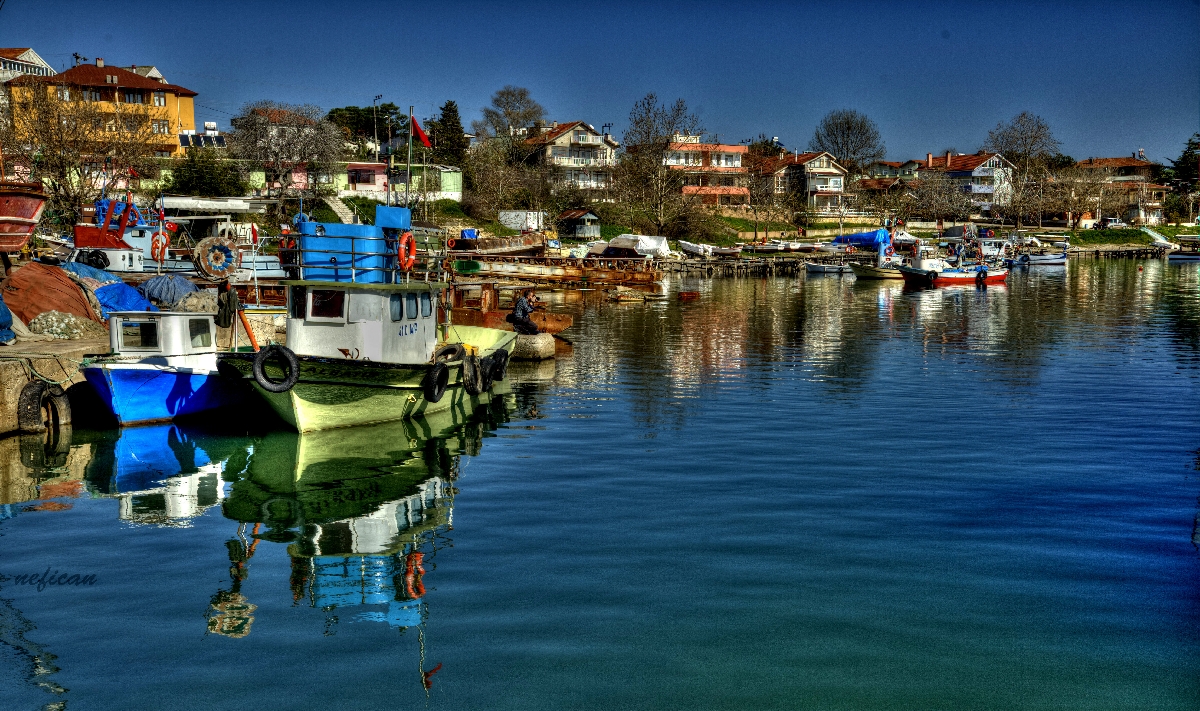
[0,182,47,252]
[83,364,249,426]
[898,265,1009,286]
[850,263,905,279]
[219,327,517,432]
[806,263,851,274]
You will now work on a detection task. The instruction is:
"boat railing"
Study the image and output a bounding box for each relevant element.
[280,238,444,283]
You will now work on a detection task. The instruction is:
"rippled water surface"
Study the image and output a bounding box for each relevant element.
[3,259,1200,710]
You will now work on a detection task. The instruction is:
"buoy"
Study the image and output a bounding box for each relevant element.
[512,332,555,360]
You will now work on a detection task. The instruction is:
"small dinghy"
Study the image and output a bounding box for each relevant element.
[805,262,852,274]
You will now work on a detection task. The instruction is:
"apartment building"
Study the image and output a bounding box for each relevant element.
[667,135,749,205]
[917,151,1013,211]
[524,121,619,191]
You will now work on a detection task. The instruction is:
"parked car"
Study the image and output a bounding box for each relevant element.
[1095,217,1129,230]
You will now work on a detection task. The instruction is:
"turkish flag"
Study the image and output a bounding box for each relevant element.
[411,117,432,148]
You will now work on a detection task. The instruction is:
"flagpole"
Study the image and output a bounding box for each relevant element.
[406,105,414,209]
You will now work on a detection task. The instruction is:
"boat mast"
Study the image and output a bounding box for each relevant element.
[406,105,414,209]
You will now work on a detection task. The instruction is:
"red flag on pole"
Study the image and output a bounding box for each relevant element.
[411,116,432,149]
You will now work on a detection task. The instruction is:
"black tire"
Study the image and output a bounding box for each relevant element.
[85,249,110,269]
[252,344,300,393]
[926,271,938,282]
[19,424,71,469]
[462,355,483,396]
[433,344,466,363]
[478,355,494,393]
[490,350,510,382]
[422,362,449,404]
[17,381,71,434]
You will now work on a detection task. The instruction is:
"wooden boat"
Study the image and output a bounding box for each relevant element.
[741,242,784,254]
[0,181,47,253]
[679,239,740,258]
[898,263,1008,286]
[1167,236,1200,262]
[850,262,905,279]
[83,312,250,426]
[447,231,547,257]
[452,255,662,287]
[448,281,573,334]
[217,207,516,433]
[805,262,851,274]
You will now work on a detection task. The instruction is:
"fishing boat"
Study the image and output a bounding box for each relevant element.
[1007,250,1069,266]
[897,259,1008,286]
[447,229,547,257]
[805,262,851,274]
[217,206,516,432]
[850,262,905,279]
[83,311,250,426]
[679,239,741,258]
[0,181,47,253]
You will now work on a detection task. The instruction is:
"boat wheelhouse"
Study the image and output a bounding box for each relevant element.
[1167,236,1200,262]
[83,311,249,426]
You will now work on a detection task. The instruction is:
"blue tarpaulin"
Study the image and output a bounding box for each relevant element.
[60,261,122,285]
[94,282,159,319]
[832,229,891,248]
[0,293,15,344]
[138,274,198,306]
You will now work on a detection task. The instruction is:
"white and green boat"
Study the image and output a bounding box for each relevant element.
[218,207,516,432]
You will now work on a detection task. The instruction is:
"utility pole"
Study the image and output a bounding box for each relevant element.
[372,94,383,162]
[406,105,414,208]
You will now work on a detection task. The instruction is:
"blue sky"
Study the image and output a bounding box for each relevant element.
[5,0,1199,164]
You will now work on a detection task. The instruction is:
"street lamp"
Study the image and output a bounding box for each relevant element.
[372,94,383,162]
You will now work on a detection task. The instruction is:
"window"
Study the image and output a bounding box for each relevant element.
[189,319,212,348]
[56,86,70,101]
[310,290,345,319]
[406,293,418,320]
[289,286,307,319]
[421,292,432,317]
[153,91,166,107]
[152,119,169,134]
[389,293,405,321]
[123,90,142,104]
[120,321,159,350]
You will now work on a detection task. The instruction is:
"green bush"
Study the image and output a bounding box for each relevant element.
[434,199,467,219]
[340,196,379,224]
[309,203,342,224]
[599,225,630,240]
[1065,228,1152,246]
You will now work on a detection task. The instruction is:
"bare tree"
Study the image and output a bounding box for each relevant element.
[462,138,523,219]
[228,101,346,199]
[808,109,886,176]
[862,179,917,226]
[914,172,973,230]
[982,111,1060,227]
[472,86,545,165]
[0,82,160,227]
[612,93,703,237]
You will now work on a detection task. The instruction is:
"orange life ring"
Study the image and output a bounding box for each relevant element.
[885,245,895,257]
[446,237,457,249]
[404,551,425,599]
[846,245,855,254]
[397,231,416,271]
[150,232,170,262]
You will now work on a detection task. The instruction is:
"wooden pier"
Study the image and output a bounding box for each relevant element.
[664,253,846,277]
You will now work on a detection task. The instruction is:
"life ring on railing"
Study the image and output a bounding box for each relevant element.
[150,232,170,262]
[846,245,855,254]
[446,237,457,249]
[397,231,416,271]
[885,245,895,257]
[985,229,995,238]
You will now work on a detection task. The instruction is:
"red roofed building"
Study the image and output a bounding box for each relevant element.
[763,151,850,214]
[914,150,1014,212]
[5,57,197,156]
[523,121,619,192]
[1076,152,1165,224]
[1076,154,1160,180]
[667,135,748,205]
[0,48,54,83]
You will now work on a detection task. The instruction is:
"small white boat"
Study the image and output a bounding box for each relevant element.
[678,239,712,258]
[1009,251,1068,266]
[1168,236,1200,262]
[806,262,851,275]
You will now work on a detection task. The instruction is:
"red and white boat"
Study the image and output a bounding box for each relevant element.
[896,239,1008,286]
[0,181,47,253]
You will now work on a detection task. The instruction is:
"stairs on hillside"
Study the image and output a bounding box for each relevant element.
[324,196,357,224]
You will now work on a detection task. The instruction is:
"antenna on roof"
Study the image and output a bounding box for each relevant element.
[72,52,88,66]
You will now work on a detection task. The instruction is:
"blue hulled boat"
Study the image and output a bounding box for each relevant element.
[84,311,249,426]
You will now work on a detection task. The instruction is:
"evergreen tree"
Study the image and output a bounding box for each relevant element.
[163,148,248,197]
[428,100,468,167]
[1166,133,1200,188]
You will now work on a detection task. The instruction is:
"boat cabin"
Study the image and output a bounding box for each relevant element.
[108,311,219,368]
[284,281,445,365]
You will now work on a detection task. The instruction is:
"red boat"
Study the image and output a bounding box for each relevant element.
[0,181,47,252]
[898,264,1009,287]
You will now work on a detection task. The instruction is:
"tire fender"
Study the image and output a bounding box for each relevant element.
[252,344,300,393]
[490,350,510,382]
[422,362,449,404]
[17,381,71,433]
[462,354,483,396]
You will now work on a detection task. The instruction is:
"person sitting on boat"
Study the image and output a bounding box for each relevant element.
[280,235,299,279]
[507,289,540,335]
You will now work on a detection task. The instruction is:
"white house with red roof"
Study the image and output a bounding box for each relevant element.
[523,121,619,191]
[916,151,1013,211]
[667,135,749,205]
[0,48,54,83]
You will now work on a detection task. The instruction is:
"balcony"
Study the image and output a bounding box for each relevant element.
[571,133,606,145]
[552,156,615,167]
[963,183,994,194]
[811,183,842,193]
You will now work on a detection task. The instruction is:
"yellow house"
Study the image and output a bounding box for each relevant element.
[4,57,196,157]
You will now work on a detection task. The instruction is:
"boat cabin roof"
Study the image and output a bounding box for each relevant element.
[108,311,217,356]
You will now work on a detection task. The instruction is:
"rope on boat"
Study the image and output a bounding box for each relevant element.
[0,355,94,387]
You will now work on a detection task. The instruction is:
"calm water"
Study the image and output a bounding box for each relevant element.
[3,259,1200,710]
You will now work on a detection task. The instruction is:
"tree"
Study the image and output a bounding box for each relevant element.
[325,102,405,159]
[426,100,468,167]
[472,86,545,164]
[914,172,973,229]
[0,81,159,227]
[229,101,346,199]
[744,134,786,240]
[612,93,702,237]
[162,147,248,197]
[1164,133,1200,189]
[808,109,885,176]
[982,111,1060,227]
[462,139,523,219]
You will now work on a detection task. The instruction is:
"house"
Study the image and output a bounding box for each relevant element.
[557,209,601,239]
[916,151,1013,212]
[668,135,749,205]
[768,151,849,214]
[4,57,196,157]
[1075,153,1165,225]
[118,65,168,83]
[333,161,463,203]
[863,160,922,180]
[0,48,54,83]
[523,121,619,191]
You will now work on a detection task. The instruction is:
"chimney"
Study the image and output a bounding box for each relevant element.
[926,152,933,168]
[946,150,952,166]
[95,57,104,68]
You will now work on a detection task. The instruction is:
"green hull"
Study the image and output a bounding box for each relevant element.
[220,327,517,432]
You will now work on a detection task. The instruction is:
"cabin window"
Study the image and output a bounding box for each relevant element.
[310,290,345,320]
[406,293,418,320]
[389,293,404,321]
[289,286,307,319]
[189,319,212,348]
[421,292,432,317]
[120,321,159,350]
